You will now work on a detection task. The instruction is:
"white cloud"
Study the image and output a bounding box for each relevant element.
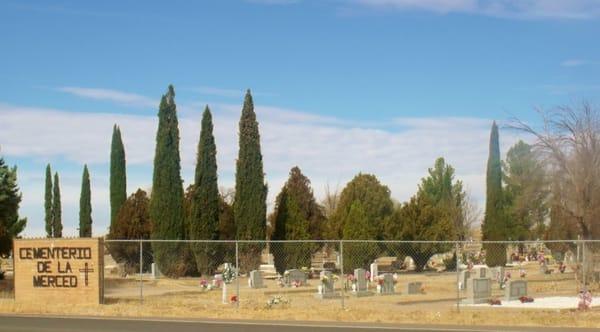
[561,59,600,67]
[354,0,600,19]
[57,87,158,108]
[0,101,528,237]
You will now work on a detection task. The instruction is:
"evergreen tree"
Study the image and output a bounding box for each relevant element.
[79,165,92,237]
[272,167,325,273]
[0,157,27,257]
[503,140,549,240]
[52,172,62,238]
[330,173,393,240]
[110,124,127,230]
[44,164,53,237]
[149,85,185,277]
[418,157,467,240]
[234,90,267,270]
[392,193,454,272]
[342,201,379,272]
[109,189,153,273]
[481,121,507,266]
[189,106,220,275]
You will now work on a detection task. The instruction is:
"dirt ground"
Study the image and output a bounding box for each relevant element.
[1,262,598,328]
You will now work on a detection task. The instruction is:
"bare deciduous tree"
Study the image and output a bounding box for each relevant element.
[511,103,600,240]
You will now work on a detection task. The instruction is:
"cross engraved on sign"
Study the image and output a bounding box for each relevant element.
[78,263,94,286]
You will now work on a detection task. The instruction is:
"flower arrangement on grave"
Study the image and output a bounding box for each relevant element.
[266,295,290,309]
[230,295,238,303]
[320,274,329,283]
[200,279,211,290]
[222,264,236,284]
[488,298,502,306]
[578,289,592,311]
[392,274,399,285]
[559,262,566,273]
[291,280,301,288]
[519,268,526,278]
[500,271,511,289]
[519,296,534,303]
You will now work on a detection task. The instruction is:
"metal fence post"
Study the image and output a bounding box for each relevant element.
[235,241,240,309]
[139,239,143,304]
[582,240,587,289]
[455,241,460,312]
[340,240,344,309]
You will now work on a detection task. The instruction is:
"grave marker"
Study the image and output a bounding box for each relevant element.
[406,281,422,295]
[249,270,266,288]
[352,268,372,297]
[284,269,307,287]
[315,271,340,299]
[464,278,491,304]
[505,280,527,301]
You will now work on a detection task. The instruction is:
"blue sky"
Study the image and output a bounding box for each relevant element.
[1,0,599,237]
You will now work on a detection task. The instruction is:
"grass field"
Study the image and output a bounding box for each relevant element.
[1,262,598,328]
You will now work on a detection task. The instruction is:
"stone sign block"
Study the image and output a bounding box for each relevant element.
[13,238,104,305]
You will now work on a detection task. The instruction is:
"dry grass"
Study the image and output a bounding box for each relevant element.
[0,262,598,328]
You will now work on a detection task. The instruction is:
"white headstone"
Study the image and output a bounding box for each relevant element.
[151,263,162,279]
[249,270,265,288]
[370,263,378,282]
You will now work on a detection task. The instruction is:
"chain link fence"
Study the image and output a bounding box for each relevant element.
[98,239,599,311]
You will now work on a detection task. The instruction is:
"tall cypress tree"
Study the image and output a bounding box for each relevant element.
[44,164,53,237]
[110,124,127,231]
[234,90,267,270]
[189,106,220,275]
[79,165,92,237]
[149,85,185,277]
[52,172,62,238]
[482,121,506,266]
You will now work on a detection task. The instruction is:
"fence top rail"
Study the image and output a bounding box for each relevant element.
[102,239,600,244]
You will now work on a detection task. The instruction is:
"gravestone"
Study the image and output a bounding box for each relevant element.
[459,270,471,290]
[352,268,373,297]
[284,269,307,287]
[505,280,527,301]
[249,270,265,288]
[370,263,378,282]
[151,263,162,279]
[406,281,422,295]
[378,273,395,295]
[464,278,491,304]
[315,271,340,299]
[474,266,489,279]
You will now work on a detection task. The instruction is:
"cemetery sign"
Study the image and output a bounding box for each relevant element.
[13,238,104,304]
